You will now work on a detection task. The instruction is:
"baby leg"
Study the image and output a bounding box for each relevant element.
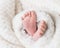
[33,20,47,40]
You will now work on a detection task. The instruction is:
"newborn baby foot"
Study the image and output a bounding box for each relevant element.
[33,20,47,40]
[22,11,37,36]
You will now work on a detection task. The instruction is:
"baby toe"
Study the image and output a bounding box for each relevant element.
[22,15,27,20]
[30,11,37,23]
[41,21,47,29]
[31,11,36,18]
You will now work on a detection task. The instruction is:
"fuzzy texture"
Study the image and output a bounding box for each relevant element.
[12,10,55,48]
[0,0,24,48]
[0,0,60,48]
[19,0,60,48]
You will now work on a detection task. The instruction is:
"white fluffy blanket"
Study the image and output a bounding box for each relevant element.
[0,0,60,48]
[12,9,55,48]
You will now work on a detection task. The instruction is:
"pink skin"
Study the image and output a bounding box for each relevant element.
[22,11,37,36]
[22,11,47,40]
[33,20,47,40]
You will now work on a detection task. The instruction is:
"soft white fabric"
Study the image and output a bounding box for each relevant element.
[0,0,60,48]
[20,0,60,14]
[12,10,55,48]
[20,0,60,48]
[0,0,24,48]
